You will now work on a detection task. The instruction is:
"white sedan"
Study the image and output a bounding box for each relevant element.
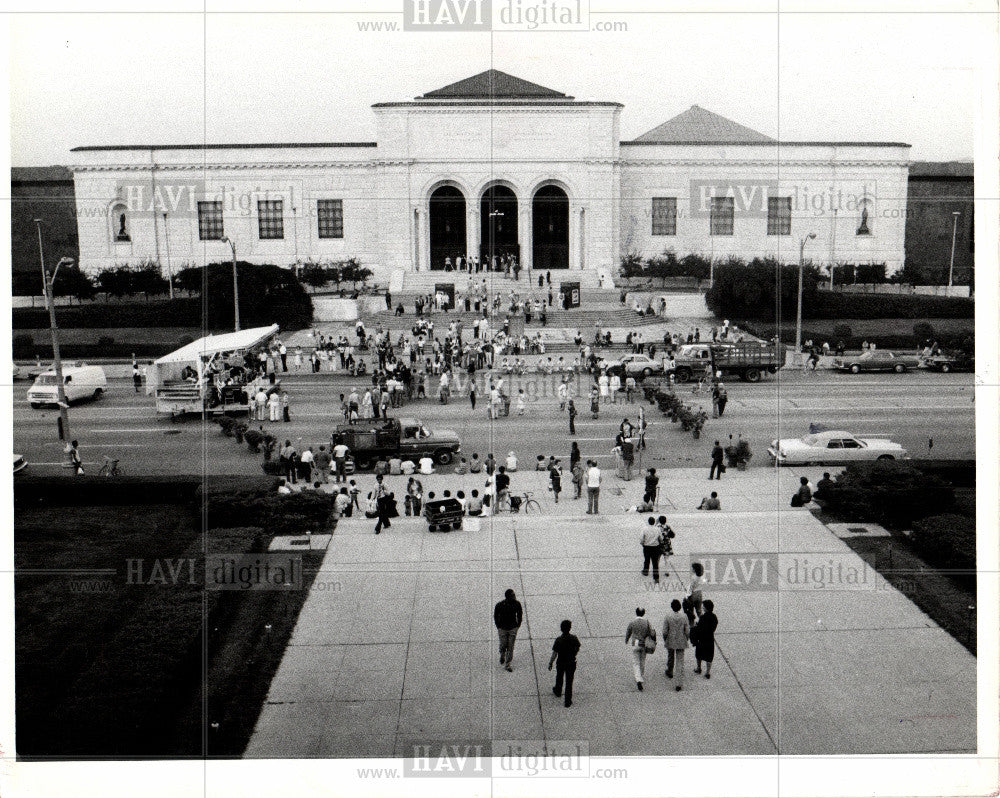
[768,430,908,466]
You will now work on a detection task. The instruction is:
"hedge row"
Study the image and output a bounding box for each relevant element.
[13,298,205,329]
[808,291,974,320]
[14,474,277,508]
[821,460,955,529]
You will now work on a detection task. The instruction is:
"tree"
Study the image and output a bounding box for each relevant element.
[705,257,821,321]
[50,264,96,303]
[96,266,131,299]
[193,261,313,330]
[129,261,170,299]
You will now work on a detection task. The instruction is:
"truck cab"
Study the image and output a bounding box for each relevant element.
[333,416,461,470]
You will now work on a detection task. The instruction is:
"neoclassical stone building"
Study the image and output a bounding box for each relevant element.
[70,69,911,282]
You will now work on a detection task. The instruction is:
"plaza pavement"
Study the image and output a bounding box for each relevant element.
[247,466,977,757]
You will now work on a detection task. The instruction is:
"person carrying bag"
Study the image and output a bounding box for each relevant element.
[626,608,656,691]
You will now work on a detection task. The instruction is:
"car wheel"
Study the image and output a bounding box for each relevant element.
[30,402,41,409]
[642,368,652,377]
[93,388,104,399]
[355,457,373,471]
[877,454,895,461]
[434,449,453,465]
[850,364,861,374]
[940,363,951,373]
[744,368,761,383]
[675,368,691,383]
[894,364,905,373]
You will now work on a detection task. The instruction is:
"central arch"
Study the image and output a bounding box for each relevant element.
[480,184,519,266]
[429,185,467,270]
[532,184,569,270]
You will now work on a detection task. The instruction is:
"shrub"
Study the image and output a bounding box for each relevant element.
[705,257,821,321]
[823,461,955,528]
[243,428,264,452]
[833,323,852,340]
[205,490,337,535]
[913,321,935,342]
[910,513,975,572]
[808,291,973,320]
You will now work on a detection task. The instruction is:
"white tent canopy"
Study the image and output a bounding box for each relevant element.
[154,325,280,365]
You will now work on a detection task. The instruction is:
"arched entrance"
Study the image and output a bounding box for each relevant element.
[429,185,467,270]
[532,185,569,270]
[480,185,519,266]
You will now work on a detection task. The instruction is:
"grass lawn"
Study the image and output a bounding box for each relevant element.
[15,492,326,758]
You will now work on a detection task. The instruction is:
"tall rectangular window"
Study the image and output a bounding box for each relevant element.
[257,199,284,240]
[651,197,677,236]
[767,196,792,236]
[710,196,734,236]
[197,201,224,240]
[317,199,344,239]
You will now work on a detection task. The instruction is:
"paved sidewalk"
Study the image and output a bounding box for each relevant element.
[247,470,976,757]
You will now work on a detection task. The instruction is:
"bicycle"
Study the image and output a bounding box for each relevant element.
[98,455,124,477]
[495,491,541,514]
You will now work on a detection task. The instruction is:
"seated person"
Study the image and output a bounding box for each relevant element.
[334,487,352,517]
[495,466,511,504]
[389,457,403,475]
[791,477,813,507]
[469,453,482,473]
[455,457,468,475]
[277,478,292,495]
[636,492,655,513]
[401,459,416,475]
[698,491,721,511]
[419,455,435,475]
[466,489,484,516]
[455,490,466,512]
[814,472,834,502]
[505,451,518,472]
[535,455,547,471]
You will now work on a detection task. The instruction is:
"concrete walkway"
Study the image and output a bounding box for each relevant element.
[246,468,976,757]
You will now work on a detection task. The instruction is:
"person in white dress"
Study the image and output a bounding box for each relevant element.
[609,373,621,404]
[267,391,281,422]
[598,372,610,403]
[361,390,373,420]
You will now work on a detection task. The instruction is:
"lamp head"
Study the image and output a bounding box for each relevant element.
[807,232,817,240]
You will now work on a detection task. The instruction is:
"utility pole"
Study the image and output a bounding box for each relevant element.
[947,211,960,289]
[222,236,240,331]
[796,233,817,354]
[44,255,76,462]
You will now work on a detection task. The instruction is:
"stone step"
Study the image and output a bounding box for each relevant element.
[400,269,605,292]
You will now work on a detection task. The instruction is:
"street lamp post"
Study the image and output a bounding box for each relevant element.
[222,236,240,331]
[34,218,49,311]
[162,212,174,299]
[43,255,76,460]
[947,210,961,289]
[795,233,817,354]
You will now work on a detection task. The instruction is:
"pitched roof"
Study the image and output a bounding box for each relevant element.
[630,105,775,144]
[417,69,571,100]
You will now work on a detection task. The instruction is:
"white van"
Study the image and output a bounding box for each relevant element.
[27,365,108,408]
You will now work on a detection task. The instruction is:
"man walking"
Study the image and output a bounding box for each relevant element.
[493,589,523,672]
[640,517,662,583]
[332,440,350,483]
[548,619,580,708]
[373,474,392,534]
[709,440,725,480]
[131,357,142,393]
[663,599,690,690]
[585,460,601,514]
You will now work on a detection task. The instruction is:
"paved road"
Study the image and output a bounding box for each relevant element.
[11,370,975,475]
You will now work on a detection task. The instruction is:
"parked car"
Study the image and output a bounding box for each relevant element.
[27,365,108,408]
[921,352,974,373]
[597,354,664,379]
[768,430,908,465]
[13,453,27,474]
[834,350,921,374]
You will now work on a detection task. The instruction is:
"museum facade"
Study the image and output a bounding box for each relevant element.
[70,69,911,280]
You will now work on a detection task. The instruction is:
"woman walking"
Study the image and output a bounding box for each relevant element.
[568,399,577,435]
[688,562,706,619]
[692,600,718,679]
[570,441,581,473]
[589,387,600,420]
[549,459,562,503]
[626,608,656,691]
[469,378,477,410]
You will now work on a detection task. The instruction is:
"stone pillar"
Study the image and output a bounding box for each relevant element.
[520,202,532,275]
[467,203,480,264]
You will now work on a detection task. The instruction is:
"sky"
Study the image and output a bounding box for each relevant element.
[7,4,990,165]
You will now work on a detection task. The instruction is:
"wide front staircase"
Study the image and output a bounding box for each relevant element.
[398,268,605,294]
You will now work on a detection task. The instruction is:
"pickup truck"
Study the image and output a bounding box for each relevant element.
[331,416,461,470]
[672,342,784,383]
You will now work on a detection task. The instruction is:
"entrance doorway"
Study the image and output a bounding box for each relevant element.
[429,185,466,270]
[480,185,519,266]
[532,185,569,270]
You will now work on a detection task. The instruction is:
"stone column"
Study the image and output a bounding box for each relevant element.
[520,202,532,275]
[467,203,480,264]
